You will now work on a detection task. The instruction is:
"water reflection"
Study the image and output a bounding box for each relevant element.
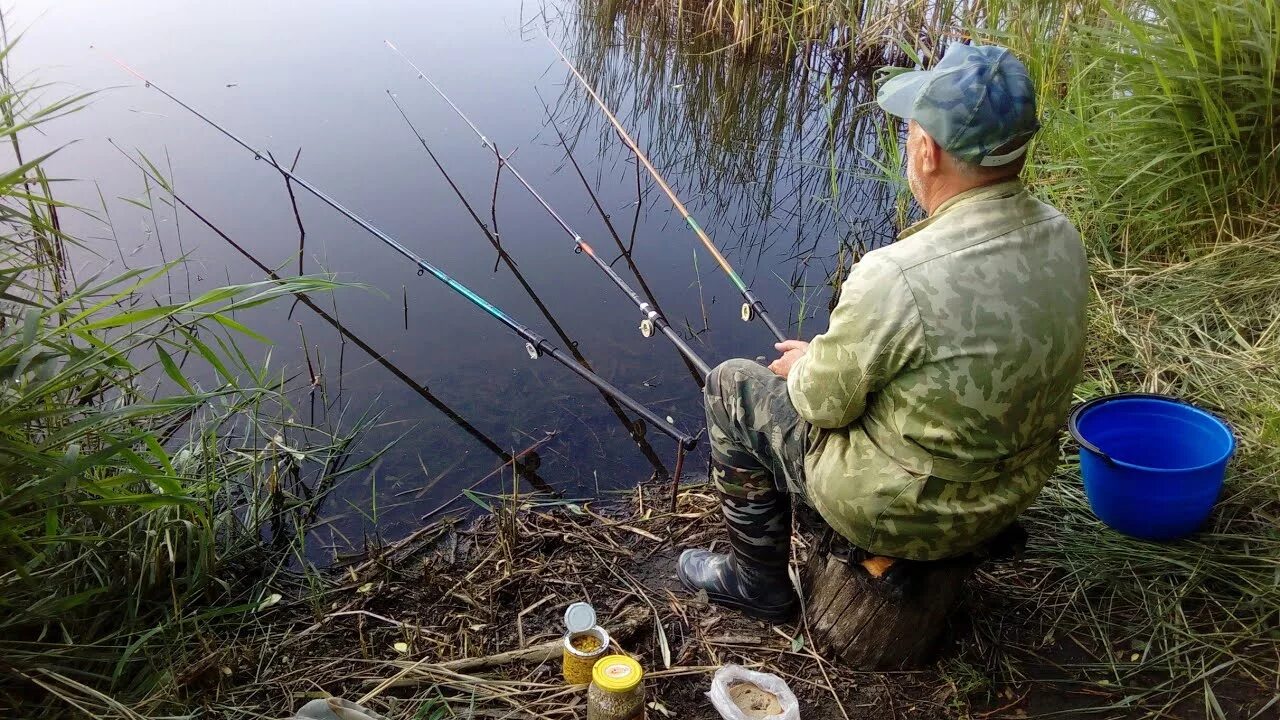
[12,0,914,553]
[145,169,554,493]
[544,106,712,385]
[385,89,676,479]
[554,1,906,323]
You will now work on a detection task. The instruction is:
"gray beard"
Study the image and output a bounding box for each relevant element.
[907,158,925,210]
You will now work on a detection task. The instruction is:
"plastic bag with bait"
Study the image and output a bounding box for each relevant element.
[706,665,800,720]
[285,697,385,720]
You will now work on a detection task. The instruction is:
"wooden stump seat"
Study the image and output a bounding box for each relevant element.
[801,525,1025,669]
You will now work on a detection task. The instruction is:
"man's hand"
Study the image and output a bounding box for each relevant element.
[768,339,810,378]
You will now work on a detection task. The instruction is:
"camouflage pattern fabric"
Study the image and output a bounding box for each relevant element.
[710,459,793,573]
[687,364,801,619]
[876,43,1040,167]
[704,358,809,500]
[784,180,1087,560]
[675,455,797,620]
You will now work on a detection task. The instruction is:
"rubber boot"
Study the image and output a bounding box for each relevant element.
[676,459,797,622]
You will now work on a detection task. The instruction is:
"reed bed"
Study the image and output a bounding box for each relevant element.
[587,0,967,66]
[0,45,380,717]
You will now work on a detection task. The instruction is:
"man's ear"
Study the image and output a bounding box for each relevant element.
[919,129,942,175]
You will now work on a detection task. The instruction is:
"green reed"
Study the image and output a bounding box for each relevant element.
[968,1,1277,713]
[0,48,372,718]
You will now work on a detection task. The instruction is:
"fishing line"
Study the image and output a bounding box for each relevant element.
[383,89,674,478]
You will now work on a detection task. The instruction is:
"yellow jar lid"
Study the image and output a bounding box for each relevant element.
[592,655,643,693]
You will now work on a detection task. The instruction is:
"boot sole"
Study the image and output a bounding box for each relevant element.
[676,564,798,623]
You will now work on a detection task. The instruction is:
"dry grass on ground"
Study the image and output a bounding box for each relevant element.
[116,478,1273,720]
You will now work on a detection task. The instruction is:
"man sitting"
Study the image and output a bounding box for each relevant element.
[677,44,1088,621]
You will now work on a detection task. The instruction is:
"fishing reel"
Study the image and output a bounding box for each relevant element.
[741,302,755,322]
[639,318,655,338]
[525,342,541,359]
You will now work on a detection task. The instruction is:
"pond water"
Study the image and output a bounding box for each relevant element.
[13,0,903,553]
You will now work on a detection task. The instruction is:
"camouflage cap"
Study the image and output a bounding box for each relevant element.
[877,44,1040,167]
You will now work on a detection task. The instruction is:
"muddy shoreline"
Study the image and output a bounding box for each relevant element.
[187,482,1273,719]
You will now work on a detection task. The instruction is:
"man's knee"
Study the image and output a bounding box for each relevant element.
[704,359,762,437]
[705,358,770,407]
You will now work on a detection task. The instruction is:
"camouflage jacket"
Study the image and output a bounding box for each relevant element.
[787,180,1087,560]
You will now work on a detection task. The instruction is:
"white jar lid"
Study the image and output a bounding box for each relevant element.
[564,601,596,633]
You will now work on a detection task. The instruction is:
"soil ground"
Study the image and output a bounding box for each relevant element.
[193,482,1276,719]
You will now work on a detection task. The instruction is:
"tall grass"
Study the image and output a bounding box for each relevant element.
[592,0,966,65]
[1002,0,1279,253]
[0,48,369,718]
[1004,7,1280,711]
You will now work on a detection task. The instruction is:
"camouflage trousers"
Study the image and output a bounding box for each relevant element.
[704,358,810,501]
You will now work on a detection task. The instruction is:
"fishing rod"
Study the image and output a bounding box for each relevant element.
[122,151,547,485]
[383,90,674,478]
[107,54,698,451]
[539,103,710,393]
[545,35,789,343]
[385,40,713,380]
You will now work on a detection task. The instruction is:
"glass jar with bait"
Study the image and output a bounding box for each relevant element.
[562,601,610,684]
[587,655,645,720]
[563,625,610,684]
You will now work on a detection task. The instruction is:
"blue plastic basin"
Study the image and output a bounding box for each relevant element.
[1068,393,1234,540]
